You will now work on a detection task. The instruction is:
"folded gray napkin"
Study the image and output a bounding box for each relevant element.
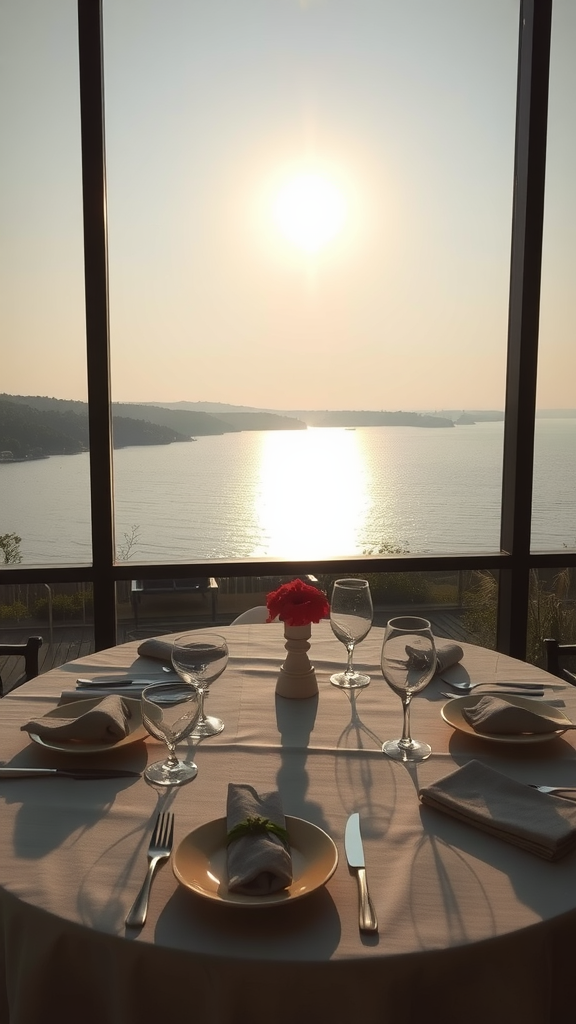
[406,640,463,675]
[21,694,132,743]
[226,783,293,896]
[137,638,174,661]
[462,695,568,735]
[419,760,576,860]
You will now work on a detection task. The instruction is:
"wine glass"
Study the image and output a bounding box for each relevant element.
[171,632,229,738]
[141,681,201,786]
[329,579,373,689]
[380,616,436,762]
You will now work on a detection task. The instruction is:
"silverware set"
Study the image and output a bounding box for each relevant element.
[128,809,380,933]
[9,663,574,937]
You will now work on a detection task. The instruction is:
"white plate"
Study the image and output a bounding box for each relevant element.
[173,815,338,907]
[28,697,147,754]
[441,693,571,744]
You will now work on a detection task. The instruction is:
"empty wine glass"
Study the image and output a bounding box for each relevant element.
[329,579,373,689]
[380,616,436,762]
[141,681,201,785]
[171,632,229,738]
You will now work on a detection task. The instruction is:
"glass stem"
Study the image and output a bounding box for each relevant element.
[166,742,178,766]
[345,643,355,678]
[197,687,207,723]
[399,694,413,748]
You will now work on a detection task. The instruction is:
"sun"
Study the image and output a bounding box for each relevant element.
[272,172,347,254]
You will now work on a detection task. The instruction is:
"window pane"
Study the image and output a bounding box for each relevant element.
[116,570,492,653]
[534,0,576,553]
[0,1,90,565]
[528,568,576,667]
[118,574,315,639]
[105,0,518,562]
[0,579,94,688]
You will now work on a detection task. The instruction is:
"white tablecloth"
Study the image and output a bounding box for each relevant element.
[1,622,576,1024]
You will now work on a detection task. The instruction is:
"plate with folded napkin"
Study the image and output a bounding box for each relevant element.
[441,693,571,744]
[173,784,338,906]
[22,696,147,754]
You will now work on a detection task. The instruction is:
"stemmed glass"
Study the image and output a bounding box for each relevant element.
[380,616,436,762]
[171,632,229,738]
[141,681,201,785]
[329,579,373,689]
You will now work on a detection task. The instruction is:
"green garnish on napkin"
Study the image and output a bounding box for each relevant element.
[226,784,292,896]
[227,815,289,848]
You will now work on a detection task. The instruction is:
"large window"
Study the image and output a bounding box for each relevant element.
[2,0,575,666]
[104,0,516,560]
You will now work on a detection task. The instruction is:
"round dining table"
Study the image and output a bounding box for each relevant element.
[1,621,576,1024]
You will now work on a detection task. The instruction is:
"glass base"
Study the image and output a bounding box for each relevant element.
[192,715,224,738]
[382,738,431,762]
[144,758,198,786]
[330,671,371,690]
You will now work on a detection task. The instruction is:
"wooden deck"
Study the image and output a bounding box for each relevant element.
[0,607,474,693]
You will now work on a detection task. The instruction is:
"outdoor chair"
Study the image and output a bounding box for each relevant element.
[230,606,270,624]
[0,636,43,696]
[544,638,576,686]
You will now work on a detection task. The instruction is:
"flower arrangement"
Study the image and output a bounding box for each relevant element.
[266,578,329,627]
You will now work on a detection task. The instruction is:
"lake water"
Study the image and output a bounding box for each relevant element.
[2,419,575,565]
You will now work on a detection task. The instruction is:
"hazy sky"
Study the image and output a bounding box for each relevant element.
[1,0,575,411]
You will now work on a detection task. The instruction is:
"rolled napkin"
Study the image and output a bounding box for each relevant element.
[419,760,576,860]
[436,641,464,674]
[462,695,569,735]
[226,783,293,896]
[137,638,174,662]
[21,694,132,743]
[406,640,464,675]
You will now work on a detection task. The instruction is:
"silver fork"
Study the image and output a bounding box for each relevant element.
[440,690,544,700]
[441,678,545,695]
[125,812,174,928]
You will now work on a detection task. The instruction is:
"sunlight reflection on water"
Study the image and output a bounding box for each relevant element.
[252,429,370,559]
[4,420,576,564]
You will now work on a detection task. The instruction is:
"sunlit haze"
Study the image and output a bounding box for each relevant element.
[272,171,348,254]
[1,0,575,411]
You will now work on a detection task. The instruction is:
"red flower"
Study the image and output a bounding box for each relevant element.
[266,578,330,627]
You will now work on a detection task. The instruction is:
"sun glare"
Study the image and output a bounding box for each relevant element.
[272,172,347,253]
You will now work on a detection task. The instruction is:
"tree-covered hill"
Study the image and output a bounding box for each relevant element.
[0,395,238,438]
[0,398,193,458]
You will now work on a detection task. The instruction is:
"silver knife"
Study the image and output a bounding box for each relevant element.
[530,785,576,795]
[77,677,165,688]
[345,813,378,933]
[0,767,141,780]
